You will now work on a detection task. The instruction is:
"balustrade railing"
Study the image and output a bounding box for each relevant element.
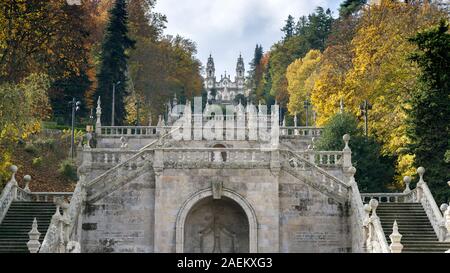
[280,127,322,137]
[100,126,159,136]
[296,151,343,168]
[161,148,272,167]
[0,170,17,224]
[89,149,139,166]
[360,191,417,204]
[280,149,349,201]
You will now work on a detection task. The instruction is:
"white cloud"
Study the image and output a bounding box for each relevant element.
[154,0,341,77]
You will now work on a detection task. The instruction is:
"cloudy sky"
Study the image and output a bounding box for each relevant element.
[154,0,342,78]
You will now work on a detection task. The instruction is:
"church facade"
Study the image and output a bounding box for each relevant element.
[205,54,249,104]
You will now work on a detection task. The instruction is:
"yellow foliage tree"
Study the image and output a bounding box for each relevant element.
[286,50,322,115]
[0,73,51,185]
[310,1,445,184]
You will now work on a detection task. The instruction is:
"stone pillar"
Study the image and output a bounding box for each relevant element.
[342,134,352,183]
[23,175,31,193]
[403,176,411,194]
[270,149,281,175]
[416,167,426,202]
[342,134,352,169]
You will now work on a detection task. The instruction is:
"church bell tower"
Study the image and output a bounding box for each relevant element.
[236,54,245,88]
[206,54,216,89]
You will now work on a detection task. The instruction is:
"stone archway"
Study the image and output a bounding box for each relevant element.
[176,189,258,253]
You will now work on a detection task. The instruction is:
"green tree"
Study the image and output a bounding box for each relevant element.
[96,0,135,125]
[339,0,366,18]
[406,20,450,203]
[316,113,395,192]
[281,15,295,40]
[248,44,263,101]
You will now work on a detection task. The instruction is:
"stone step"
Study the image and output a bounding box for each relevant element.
[401,242,450,247]
[0,201,57,253]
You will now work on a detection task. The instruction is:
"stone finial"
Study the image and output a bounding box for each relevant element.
[369,199,379,217]
[27,218,41,253]
[294,112,298,127]
[343,134,351,151]
[447,181,450,187]
[403,176,411,194]
[96,96,102,125]
[389,220,403,253]
[9,165,18,185]
[440,203,448,214]
[417,167,425,184]
[23,175,32,193]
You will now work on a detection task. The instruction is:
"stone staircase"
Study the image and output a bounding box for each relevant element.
[0,201,57,253]
[378,203,450,253]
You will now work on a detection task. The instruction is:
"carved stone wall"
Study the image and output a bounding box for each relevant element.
[79,149,352,253]
[80,173,155,253]
[184,196,249,253]
[278,171,351,253]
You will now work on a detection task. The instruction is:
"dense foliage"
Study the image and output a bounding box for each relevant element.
[406,20,450,202]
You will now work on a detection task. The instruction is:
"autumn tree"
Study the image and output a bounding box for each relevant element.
[96,0,135,125]
[406,20,450,202]
[268,7,333,111]
[286,49,322,116]
[0,1,93,120]
[0,74,51,184]
[309,1,445,185]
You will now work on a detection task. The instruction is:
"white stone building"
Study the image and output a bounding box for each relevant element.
[205,54,249,104]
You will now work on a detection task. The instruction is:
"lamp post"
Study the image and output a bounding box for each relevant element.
[360,99,372,138]
[112,81,121,126]
[304,99,311,127]
[135,100,140,126]
[69,98,81,159]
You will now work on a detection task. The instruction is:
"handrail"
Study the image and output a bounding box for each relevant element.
[347,168,367,253]
[0,179,16,224]
[370,215,390,253]
[87,127,179,188]
[417,181,446,241]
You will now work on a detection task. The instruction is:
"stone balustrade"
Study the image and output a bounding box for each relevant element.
[296,151,343,168]
[360,192,417,204]
[365,199,390,253]
[89,149,139,165]
[361,168,448,243]
[100,126,159,137]
[160,148,272,168]
[281,149,349,203]
[280,127,322,137]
